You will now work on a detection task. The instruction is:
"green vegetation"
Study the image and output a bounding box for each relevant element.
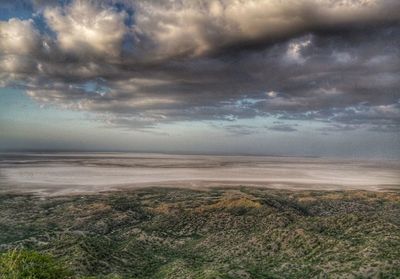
[0,187,399,278]
[0,249,71,279]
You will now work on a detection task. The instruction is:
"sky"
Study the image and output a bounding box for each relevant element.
[0,0,399,158]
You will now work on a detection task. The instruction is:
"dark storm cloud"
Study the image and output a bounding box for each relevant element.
[1,0,400,131]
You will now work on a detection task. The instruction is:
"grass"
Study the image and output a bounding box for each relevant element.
[0,249,71,279]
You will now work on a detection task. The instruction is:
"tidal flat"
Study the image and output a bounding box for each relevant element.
[1,153,399,195]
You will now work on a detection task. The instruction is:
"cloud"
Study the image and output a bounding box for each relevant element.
[0,18,40,55]
[284,36,312,64]
[268,123,299,132]
[43,1,127,58]
[133,0,400,59]
[223,124,259,136]
[0,0,399,133]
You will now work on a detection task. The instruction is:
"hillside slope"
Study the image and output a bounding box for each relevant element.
[0,187,399,278]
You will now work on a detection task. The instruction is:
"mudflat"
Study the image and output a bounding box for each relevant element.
[1,153,399,195]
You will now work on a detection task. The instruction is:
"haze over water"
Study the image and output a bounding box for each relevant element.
[0,153,399,195]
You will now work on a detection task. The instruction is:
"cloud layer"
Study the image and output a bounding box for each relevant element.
[1,0,399,131]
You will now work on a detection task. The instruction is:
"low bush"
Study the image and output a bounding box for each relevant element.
[0,249,72,279]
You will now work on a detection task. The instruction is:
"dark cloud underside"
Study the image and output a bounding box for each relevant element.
[0,0,399,131]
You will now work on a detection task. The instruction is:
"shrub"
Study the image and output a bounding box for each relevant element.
[0,249,72,279]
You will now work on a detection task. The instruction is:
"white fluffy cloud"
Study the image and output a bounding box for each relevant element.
[0,18,40,55]
[43,0,127,58]
[0,18,41,84]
